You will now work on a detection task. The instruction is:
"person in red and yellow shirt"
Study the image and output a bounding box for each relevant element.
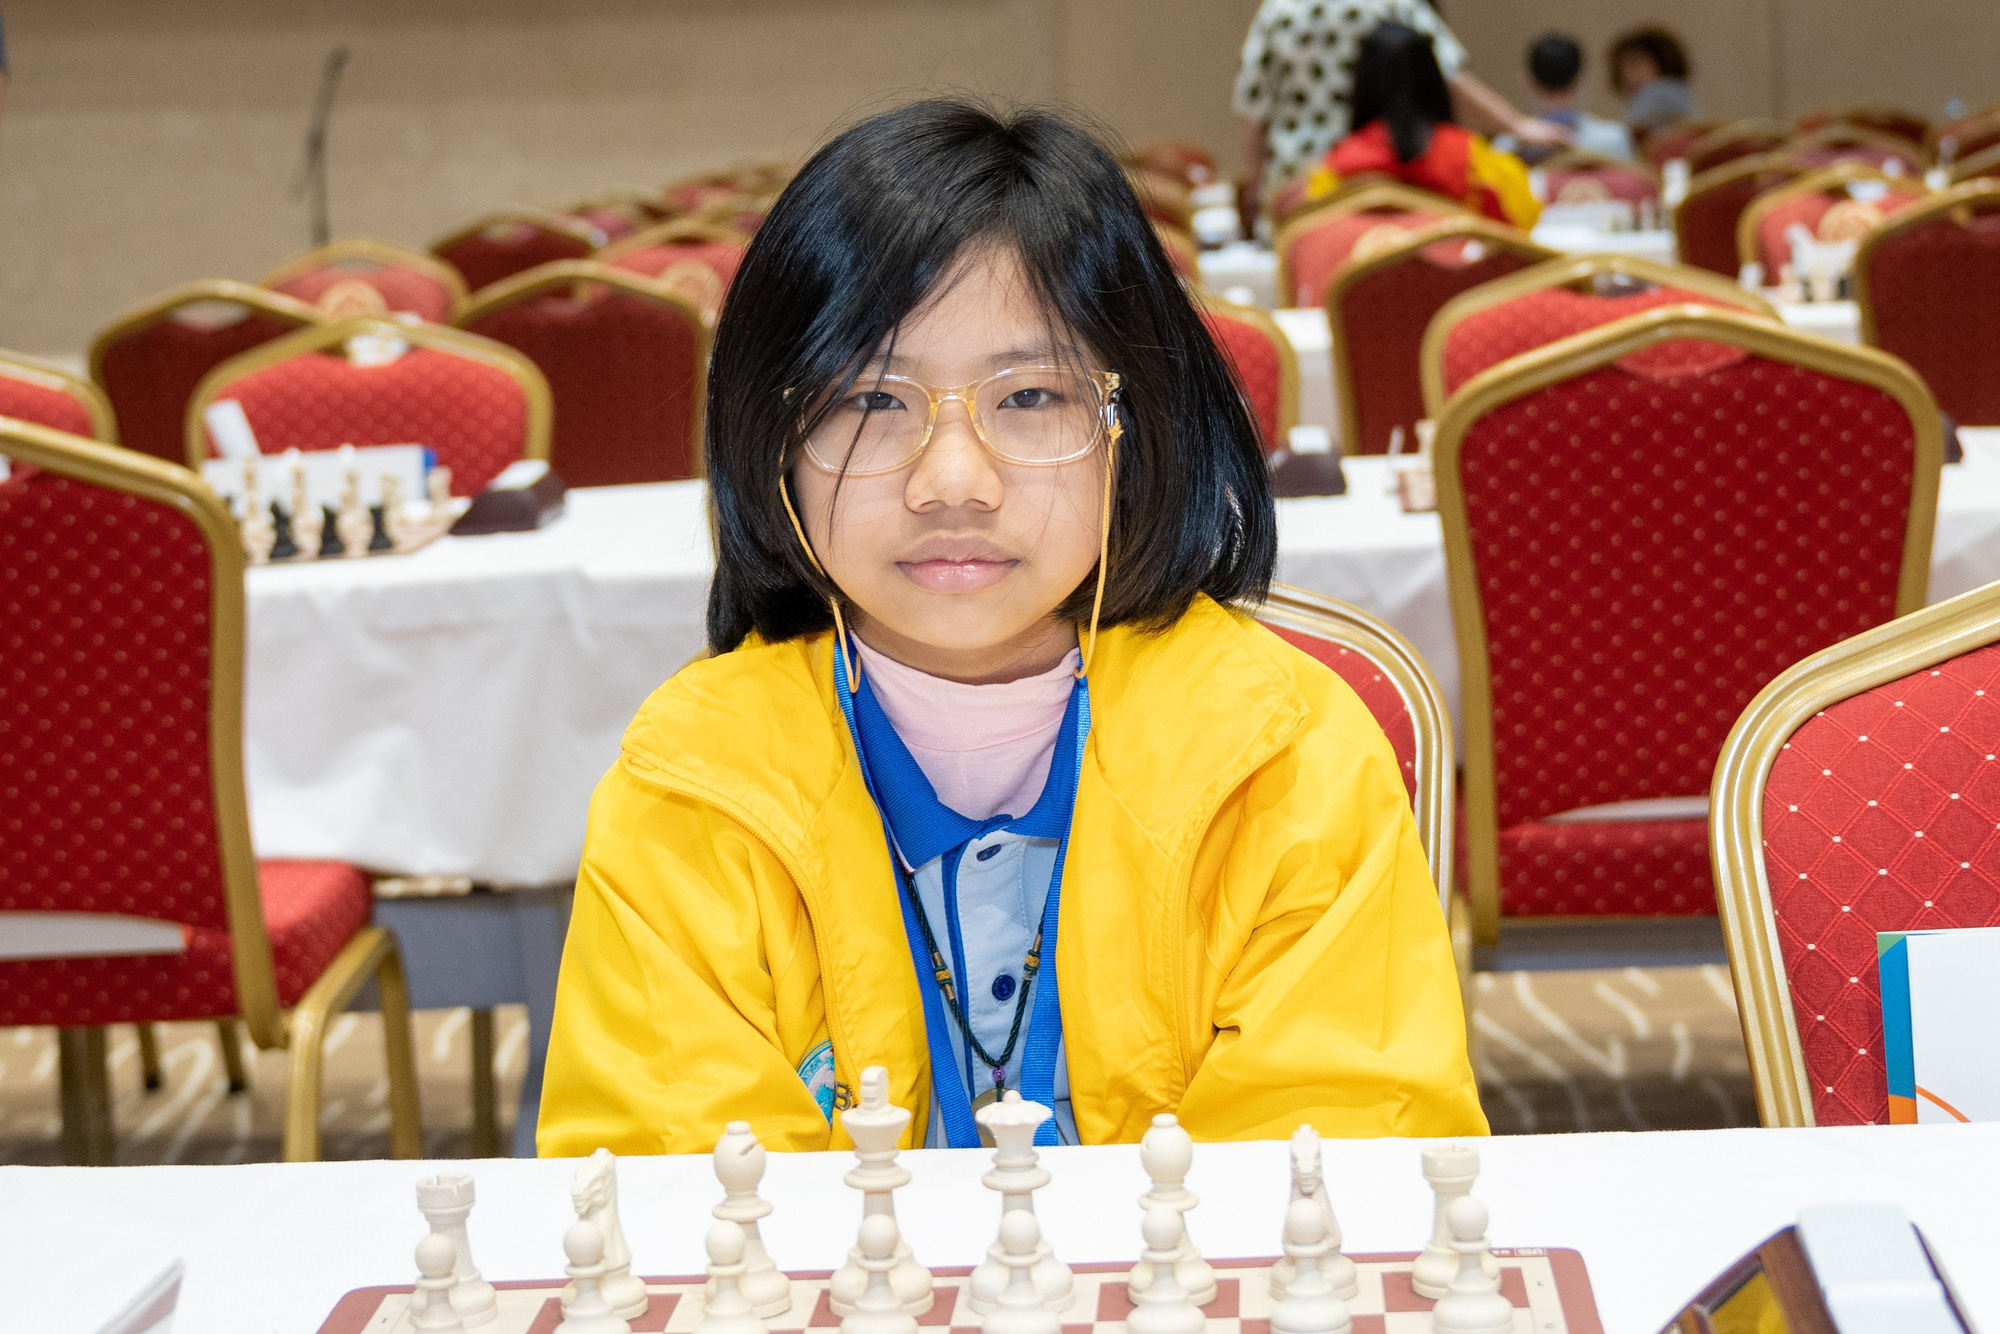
[1306,22,1540,231]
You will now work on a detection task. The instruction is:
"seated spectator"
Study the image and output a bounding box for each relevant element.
[1611,26,1698,135]
[1499,32,1635,164]
[1305,23,1540,230]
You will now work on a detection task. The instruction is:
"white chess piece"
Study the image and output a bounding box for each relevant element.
[415,1173,498,1327]
[237,457,275,564]
[379,472,408,550]
[1271,1126,1356,1303]
[555,1218,633,1334]
[969,1092,1073,1314]
[409,1233,469,1333]
[1124,1207,1205,1334]
[1268,1199,1352,1334]
[1412,1145,1495,1299]
[1427,1197,1513,1334]
[712,1121,792,1317]
[334,464,371,558]
[428,464,454,511]
[840,1214,919,1334]
[562,1150,648,1320]
[1127,1113,1215,1306]
[287,453,323,558]
[697,1221,769,1334]
[981,1211,1060,1334]
[830,1068,932,1316]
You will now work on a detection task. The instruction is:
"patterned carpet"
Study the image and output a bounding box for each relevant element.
[0,966,1756,1164]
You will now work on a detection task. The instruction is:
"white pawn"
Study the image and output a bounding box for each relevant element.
[288,454,324,559]
[555,1218,633,1334]
[841,1214,919,1334]
[713,1121,792,1317]
[1125,1207,1205,1334]
[1268,1199,1351,1334]
[1428,1197,1513,1334]
[983,1211,1059,1334]
[1129,1113,1215,1306]
[409,1233,469,1333]
[1412,1145,1495,1300]
[697,1221,769,1334]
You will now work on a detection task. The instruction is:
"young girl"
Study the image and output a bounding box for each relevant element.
[1306,24,1540,230]
[537,100,1483,1154]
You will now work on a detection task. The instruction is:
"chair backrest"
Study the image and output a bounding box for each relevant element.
[1640,121,1715,168]
[1737,164,1929,274]
[1198,297,1298,455]
[1855,182,2000,428]
[1784,125,1928,176]
[597,219,748,327]
[185,317,550,496]
[0,351,117,442]
[1153,223,1202,282]
[1932,107,2000,167]
[1541,155,1662,206]
[1437,306,1943,942]
[1421,253,1777,415]
[0,418,283,1037]
[1950,142,2000,187]
[1711,579,2000,1127]
[431,210,601,295]
[88,281,323,465]
[1686,119,1790,174]
[1273,180,1464,309]
[261,238,469,324]
[458,261,708,487]
[1254,584,1455,903]
[1329,217,1557,455]
[1796,106,1931,148]
[1675,154,1804,276]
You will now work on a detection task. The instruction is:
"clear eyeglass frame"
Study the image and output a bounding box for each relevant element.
[798,365,1120,477]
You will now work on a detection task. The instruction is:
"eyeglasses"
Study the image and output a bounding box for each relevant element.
[800,366,1118,477]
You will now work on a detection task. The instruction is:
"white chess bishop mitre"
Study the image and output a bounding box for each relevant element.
[712,1121,792,1317]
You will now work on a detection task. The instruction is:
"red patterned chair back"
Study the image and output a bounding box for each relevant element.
[1154,223,1202,282]
[262,239,469,324]
[1785,125,1928,177]
[88,281,322,465]
[1712,579,2000,1126]
[1542,158,1661,207]
[1641,122,1715,168]
[459,261,707,487]
[1856,183,2000,427]
[1950,142,2000,188]
[598,219,748,327]
[431,210,600,295]
[1422,254,1776,415]
[0,352,117,442]
[1199,298,1298,454]
[1437,306,1943,943]
[186,318,550,496]
[1933,109,2000,167]
[1795,107,1930,147]
[1675,155,1802,276]
[1740,167,1929,274]
[1273,181,1464,309]
[1330,217,1556,455]
[1686,120,1789,174]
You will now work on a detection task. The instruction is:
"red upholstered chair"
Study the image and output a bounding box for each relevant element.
[261,238,469,324]
[1856,182,2000,428]
[0,351,118,442]
[1795,107,1930,149]
[88,281,323,466]
[458,261,708,487]
[1675,155,1802,277]
[1685,120,1789,174]
[0,419,421,1163]
[1329,216,1556,456]
[1950,142,2000,187]
[1273,180,1463,310]
[185,317,551,496]
[1420,253,1777,416]
[1198,296,1299,455]
[1711,579,2000,1126]
[1154,223,1202,282]
[1435,306,1943,946]
[1640,122,1715,168]
[430,209,601,295]
[1785,125,1928,176]
[1737,164,1930,276]
[1932,108,2000,170]
[597,219,747,328]
[1539,153,1661,208]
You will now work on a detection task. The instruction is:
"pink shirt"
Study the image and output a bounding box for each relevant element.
[851,637,1081,820]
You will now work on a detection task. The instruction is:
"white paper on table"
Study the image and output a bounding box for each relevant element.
[1899,926,2000,1123]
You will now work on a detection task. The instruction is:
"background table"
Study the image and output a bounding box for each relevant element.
[4,1125,1994,1333]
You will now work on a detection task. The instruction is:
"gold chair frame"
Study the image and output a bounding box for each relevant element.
[1784,123,1930,168]
[1327,216,1557,456]
[183,316,553,471]
[0,349,119,443]
[1710,579,2000,1126]
[1735,161,1928,272]
[1796,106,1930,144]
[1196,291,1301,446]
[1949,141,2000,186]
[1419,253,1778,417]
[1853,179,2000,350]
[1537,149,1664,187]
[595,217,745,267]
[1928,107,2000,164]
[456,259,712,478]
[0,418,422,1161]
[260,237,471,321]
[1434,305,1944,945]
[87,280,325,404]
[430,208,606,267]
[1684,118,1790,169]
[1273,180,1470,311]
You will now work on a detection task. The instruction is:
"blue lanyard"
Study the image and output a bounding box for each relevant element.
[833,640,1087,1148]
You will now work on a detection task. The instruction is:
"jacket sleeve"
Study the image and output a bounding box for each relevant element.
[1175,671,1488,1141]
[536,763,836,1157]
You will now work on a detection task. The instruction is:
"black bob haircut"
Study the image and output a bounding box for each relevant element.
[702,98,1277,655]
[1349,24,1456,165]
[1527,32,1584,93]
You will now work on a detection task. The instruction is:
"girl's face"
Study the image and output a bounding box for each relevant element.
[792,246,1108,683]
[1619,50,1660,95]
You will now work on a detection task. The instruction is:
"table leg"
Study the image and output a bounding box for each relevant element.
[136,1024,163,1092]
[216,1019,249,1093]
[57,1027,115,1165]
[470,1008,500,1158]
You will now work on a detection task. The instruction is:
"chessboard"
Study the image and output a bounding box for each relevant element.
[316,1252,1603,1334]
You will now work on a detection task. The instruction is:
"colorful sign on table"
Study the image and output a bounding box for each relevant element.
[1879,926,2000,1123]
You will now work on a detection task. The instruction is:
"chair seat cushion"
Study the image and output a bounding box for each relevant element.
[1497,817,1715,917]
[0,859,371,1027]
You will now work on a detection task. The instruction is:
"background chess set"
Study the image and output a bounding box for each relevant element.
[199,438,470,564]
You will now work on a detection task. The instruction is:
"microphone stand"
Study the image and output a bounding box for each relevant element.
[291,46,351,248]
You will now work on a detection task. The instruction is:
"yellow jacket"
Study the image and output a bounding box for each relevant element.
[537,595,1484,1155]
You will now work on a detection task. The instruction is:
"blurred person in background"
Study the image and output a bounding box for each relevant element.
[1610,26,1698,136]
[1302,23,1540,230]
[1235,0,1567,213]
[1498,32,1634,164]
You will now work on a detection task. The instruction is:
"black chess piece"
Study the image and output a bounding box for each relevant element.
[268,500,300,561]
[319,504,344,557]
[368,503,394,552]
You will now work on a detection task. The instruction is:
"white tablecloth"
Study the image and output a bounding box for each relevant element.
[1768,298,1861,344]
[4,1126,1994,1334]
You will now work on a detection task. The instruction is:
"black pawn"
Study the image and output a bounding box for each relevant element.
[318,504,343,557]
[268,500,300,561]
[368,503,394,552]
